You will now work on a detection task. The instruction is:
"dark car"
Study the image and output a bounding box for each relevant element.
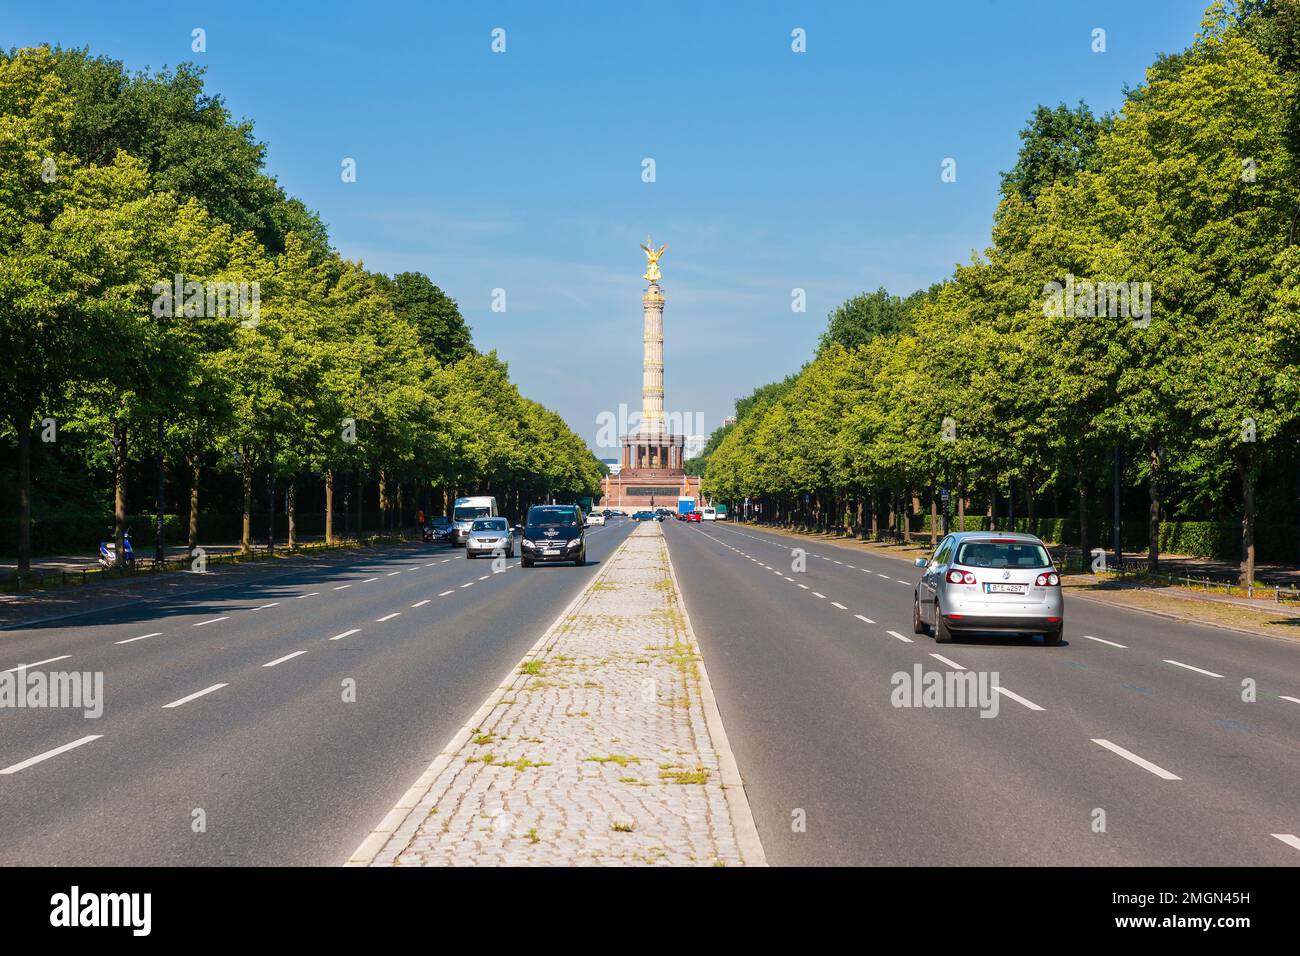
[520,505,586,567]
[631,510,657,521]
[422,515,455,544]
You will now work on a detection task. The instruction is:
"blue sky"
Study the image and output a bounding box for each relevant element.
[8,1,1208,453]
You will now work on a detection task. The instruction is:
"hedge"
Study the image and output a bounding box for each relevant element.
[0,511,397,557]
[916,516,1299,563]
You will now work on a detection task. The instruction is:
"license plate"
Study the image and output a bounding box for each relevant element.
[984,583,1027,594]
[544,549,560,556]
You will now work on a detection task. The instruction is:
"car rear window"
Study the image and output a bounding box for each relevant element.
[472,518,507,531]
[955,540,1051,569]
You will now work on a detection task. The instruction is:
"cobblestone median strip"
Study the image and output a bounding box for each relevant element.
[347,522,765,866]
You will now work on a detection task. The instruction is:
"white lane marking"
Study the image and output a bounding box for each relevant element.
[877,573,890,579]
[1272,834,1300,852]
[441,559,451,563]
[783,576,795,582]
[845,565,856,570]
[163,683,228,709]
[329,628,360,641]
[376,612,400,622]
[1164,659,1224,679]
[2,654,72,674]
[387,571,402,577]
[254,602,280,610]
[0,735,102,775]
[995,686,1045,711]
[363,577,379,583]
[478,574,489,581]
[1091,739,1181,780]
[1082,634,1127,648]
[833,560,842,565]
[264,650,306,667]
[855,614,875,624]
[885,629,914,643]
[895,580,910,585]
[334,584,352,591]
[930,653,965,669]
[115,633,162,645]
[831,602,847,610]
[426,563,438,568]
[797,583,809,590]
[439,590,455,597]
[411,600,430,608]
[812,592,827,599]
[193,616,228,627]
[1280,696,1300,705]
[460,582,473,589]
[297,592,320,599]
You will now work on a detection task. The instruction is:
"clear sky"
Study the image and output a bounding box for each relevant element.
[7,1,1209,454]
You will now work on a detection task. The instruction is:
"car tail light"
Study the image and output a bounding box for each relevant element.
[947,569,976,585]
[1035,572,1061,587]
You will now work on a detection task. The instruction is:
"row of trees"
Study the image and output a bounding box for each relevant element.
[1,45,603,573]
[703,2,1300,584]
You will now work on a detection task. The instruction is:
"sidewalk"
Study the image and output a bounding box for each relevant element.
[349,522,764,867]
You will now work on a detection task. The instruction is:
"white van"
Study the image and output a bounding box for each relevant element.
[452,496,499,545]
[700,507,717,521]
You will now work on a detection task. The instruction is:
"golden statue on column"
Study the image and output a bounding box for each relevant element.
[640,237,667,283]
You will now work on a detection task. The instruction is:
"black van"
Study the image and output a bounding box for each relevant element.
[519,505,586,567]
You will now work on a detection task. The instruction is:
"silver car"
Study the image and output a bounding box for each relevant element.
[465,517,515,559]
[912,531,1063,645]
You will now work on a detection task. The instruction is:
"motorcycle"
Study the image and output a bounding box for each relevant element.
[99,530,136,570]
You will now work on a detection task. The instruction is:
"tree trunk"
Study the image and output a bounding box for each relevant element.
[929,483,938,547]
[155,417,166,564]
[1078,480,1092,573]
[378,469,388,533]
[1237,448,1256,586]
[16,413,31,574]
[241,462,253,554]
[957,475,966,532]
[287,480,297,549]
[113,420,128,567]
[1147,444,1161,572]
[324,469,334,544]
[188,458,200,550]
[986,480,996,532]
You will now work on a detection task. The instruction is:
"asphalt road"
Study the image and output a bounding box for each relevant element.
[0,518,636,865]
[663,519,1300,866]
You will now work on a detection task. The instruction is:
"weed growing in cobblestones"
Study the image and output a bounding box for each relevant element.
[520,660,544,676]
[527,828,541,844]
[473,733,496,745]
[586,754,641,766]
[660,767,709,785]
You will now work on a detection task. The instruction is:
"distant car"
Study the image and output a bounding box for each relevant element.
[520,505,586,567]
[585,512,606,526]
[465,517,514,559]
[912,531,1063,645]
[686,511,702,523]
[700,507,717,521]
[602,509,615,518]
[631,510,657,521]
[423,515,455,544]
